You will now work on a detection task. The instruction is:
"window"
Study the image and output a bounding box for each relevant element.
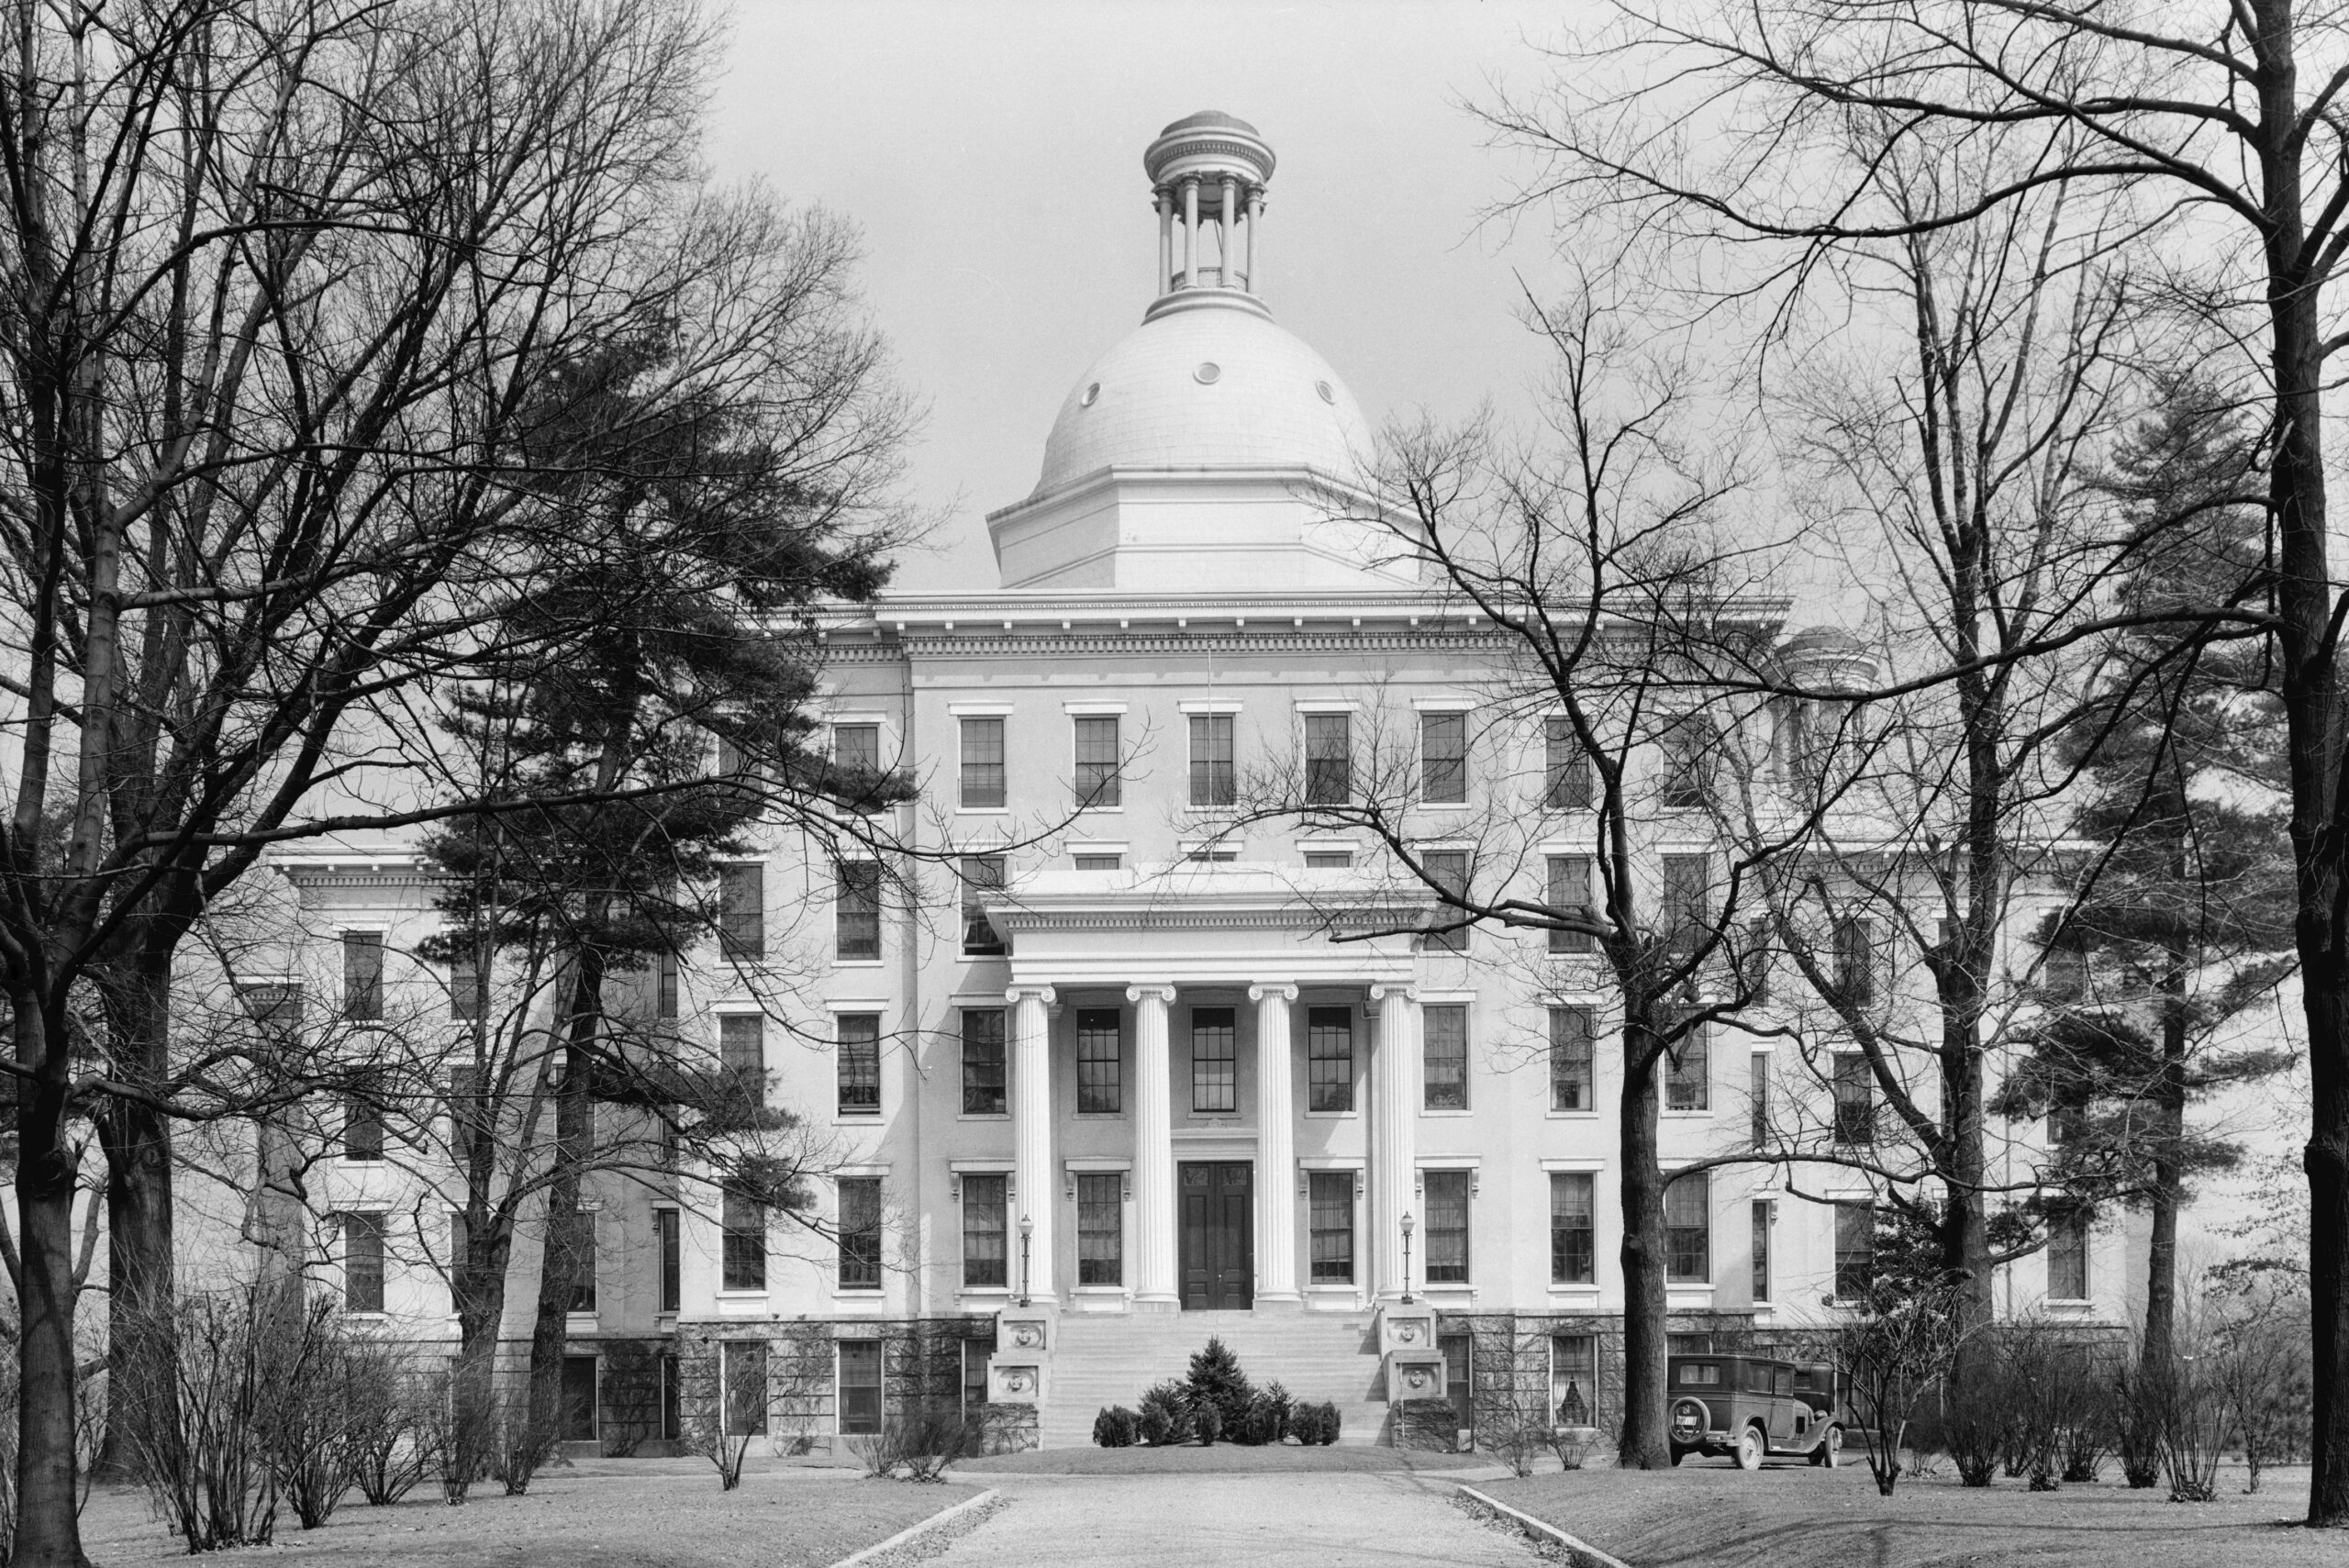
[239,980,303,1036]
[1551,1334,1598,1428]
[1835,917,1877,1006]
[562,1356,598,1441]
[1751,1055,1770,1150]
[962,1173,1008,1288]
[2049,1215,2089,1300]
[961,1009,1007,1116]
[1189,714,1236,806]
[720,1014,764,1094]
[1421,712,1467,803]
[656,1209,681,1314]
[1074,853,1121,871]
[962,1337,995,1413]
[1664,1014,1709,1111]
[1076,1172,1122,1286]
[1307,1006,1353,1112]
[567,1215,597,1311]
[1543,717,1593,810]
[1547,856,1596,953]
[1659,714,1717,808]
[834,723,884,813]
[1549,1172,1595,1284]
[1190,1007,1236,1113]
[451,951,481,1021]
[1832,1053,1874,1144]
[838,1014,881,1116]
[1076,1008,1123,1115]
[959,717,1006,809]
[721,1191,765,1291]
[342,1212,386,1312]
[1660,854,1710,953]
[838,1340,883,1436]
[342,1096,384,1162]
[723,1340,768,1436]
[1303,851,1352,870]
[1835,1201,1876,1299]
[838,1177,883,1291]
[1304,712,1351,804]
[1751,1200,1772,1302]
[1664,1172,1709,1283]
[1423,1005,1468,1110]
[660,1353,682,1441]
[1549,1006,1594,1111]
[1074,715,1121,807]
[718,864,764,957]
[1422,850,1470,951]
[960,855,1007,957]
[655,951,678,1022]
[1422,1170,1471,1284]
[1308,1172,1354,1284]
[835,862,881,961]
[342,932,383,1019]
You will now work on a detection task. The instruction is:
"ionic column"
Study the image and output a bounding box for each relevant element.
[1155,188,1174,295]
[1368,983,1419,1301]
[1128,983,1179,1308]
[1251,984,1300,1304]
[1008,984,1057,1304]
[1219,174,1239,286]
[1245,190,1264,292]
[1181,177,1199,289]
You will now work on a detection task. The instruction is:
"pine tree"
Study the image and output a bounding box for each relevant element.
[1998,378,2294,1365]
[1184,1337,1256,1437]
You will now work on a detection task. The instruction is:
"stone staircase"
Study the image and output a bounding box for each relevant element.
[1038,1310,1389,1449]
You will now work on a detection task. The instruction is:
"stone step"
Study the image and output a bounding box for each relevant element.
[1036,1311,1392,1448]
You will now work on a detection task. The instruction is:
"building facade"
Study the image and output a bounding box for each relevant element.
[270,112,2130,1452]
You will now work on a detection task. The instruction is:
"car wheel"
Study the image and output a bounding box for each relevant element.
[1735,1425,1764,1471]
[1817,1425,1842,1469]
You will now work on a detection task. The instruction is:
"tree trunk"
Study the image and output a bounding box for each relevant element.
[16,1001,95,1568]
[2142,952,2188,1371]
[1616,1018,1670,1469]
[95,951,178,1477]
[448,1222,514,1502]
[526,951,605,1455]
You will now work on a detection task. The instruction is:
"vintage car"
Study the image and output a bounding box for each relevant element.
[1667,1353,1846,1469]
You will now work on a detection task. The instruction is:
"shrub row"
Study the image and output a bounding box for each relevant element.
[1093,1337,1341,1447]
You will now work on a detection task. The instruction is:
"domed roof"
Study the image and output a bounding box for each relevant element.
[1034,303,1373,495]
[1160,109,1260,138]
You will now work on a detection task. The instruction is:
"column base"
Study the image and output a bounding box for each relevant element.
[1130,1294,1182,1315]
[1248,1292,1305,1312]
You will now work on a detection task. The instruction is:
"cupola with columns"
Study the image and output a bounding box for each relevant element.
[1144,111,1274,317]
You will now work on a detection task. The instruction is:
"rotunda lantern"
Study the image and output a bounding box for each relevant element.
[1143,111,1276,317]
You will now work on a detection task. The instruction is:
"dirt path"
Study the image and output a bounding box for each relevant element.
[926,1470,1534,1568]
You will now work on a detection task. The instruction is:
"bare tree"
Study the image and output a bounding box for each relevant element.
[1483,0,2349,1519]
[1238,286,1798,1467]
[0,2,913,1562]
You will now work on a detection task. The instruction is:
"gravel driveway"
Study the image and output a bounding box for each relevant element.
[925,1470,1535,1568]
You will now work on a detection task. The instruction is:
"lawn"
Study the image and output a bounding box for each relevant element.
[74,1455,979,1568]
[1477,1458,2330,1568]
[964,1442,1494,1476]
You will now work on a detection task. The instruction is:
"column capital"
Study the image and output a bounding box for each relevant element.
[1005,984,1056,1007]
[1125,983,1178,1005]
[1247,982,1298,1004]
[1367,982,1417,1004]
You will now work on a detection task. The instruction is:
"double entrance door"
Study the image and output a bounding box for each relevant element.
[1178,1161,1253,1310]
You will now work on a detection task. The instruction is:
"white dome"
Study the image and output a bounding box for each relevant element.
[1034,301,1373,495]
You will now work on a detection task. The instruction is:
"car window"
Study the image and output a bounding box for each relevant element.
[1677,1362,1720,1386]
[1746,1362,1774,1393]
[1775,1367,1793,1396]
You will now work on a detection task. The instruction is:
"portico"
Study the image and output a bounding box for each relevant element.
[989,868,1428,1311]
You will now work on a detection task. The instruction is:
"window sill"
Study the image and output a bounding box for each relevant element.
[962,951,1010,962]
[2044,1296,2094,1308]
[1546,1284,1601,1298]
[832,1290,887,1307]
[1663,1108,1713,1118]
[1303,1109,1359,1119]
[956,806,1011,815]
[1545,1109,1600,1119]
[1419,1107,1474,1118]
[835,959,885,970]
[1418,801,1472,811]
[957,1289,1012,1307]
[1074,1111,1128,1121]
[835,1110,883,1123]
[957,1112,1012,1123]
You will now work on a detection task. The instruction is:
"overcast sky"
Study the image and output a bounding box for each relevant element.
[705,0,1574,591]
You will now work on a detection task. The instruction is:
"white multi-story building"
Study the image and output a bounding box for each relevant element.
[260,111,2130,1452]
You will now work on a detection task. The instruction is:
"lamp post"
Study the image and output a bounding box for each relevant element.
[1019,1213,1034,1307]
[1399,1210,1416,1306]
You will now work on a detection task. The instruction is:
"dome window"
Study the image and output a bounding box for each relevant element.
[1195,361,1222,384]
[1080,382,1101,407]
[1315,379,1334,404]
